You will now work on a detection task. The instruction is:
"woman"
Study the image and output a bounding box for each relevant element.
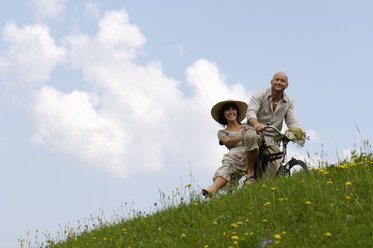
[202,99,255,197]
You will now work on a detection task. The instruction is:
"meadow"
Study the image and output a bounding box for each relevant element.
[19,144,373,247]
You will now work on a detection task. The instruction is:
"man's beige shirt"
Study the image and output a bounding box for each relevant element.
[246,88,300,144]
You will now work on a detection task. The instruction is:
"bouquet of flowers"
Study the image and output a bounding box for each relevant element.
[274,127,307,147]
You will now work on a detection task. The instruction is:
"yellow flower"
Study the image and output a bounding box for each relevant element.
[231,223,237,228]
[92,237,96,240]
[250,232,254,235]
[274,234,281,239]
[264,202,271,206]
[212,221,217,225]
[324,232,332,237]
[305,201,311,205]
[193,203,198,206]
[231,236,239,240]
[122,228,127,231]
[245,219,249,222]
[181,233,187,238]
[262,184,267,187]
[204,246,209,248]
[237,221,243,225]
[262,219,268,223]
[275,240,280,244]
[282,231,286,235]
[345,181,352,186]
[271,187,277,191]
[350,162,357,166]
[322,171,329,175]
[233,241,238,245]
[244,232,249,236]
[327,180,333,184]
[345,196,351,200]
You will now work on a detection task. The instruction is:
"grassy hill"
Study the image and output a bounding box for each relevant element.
[22,150,373,248]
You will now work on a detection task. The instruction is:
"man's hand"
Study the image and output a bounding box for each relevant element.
[255,123,265,132]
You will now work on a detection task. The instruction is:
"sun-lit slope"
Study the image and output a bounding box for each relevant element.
[26,152,373,248]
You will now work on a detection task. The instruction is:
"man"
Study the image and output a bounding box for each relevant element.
[242,72,301,181]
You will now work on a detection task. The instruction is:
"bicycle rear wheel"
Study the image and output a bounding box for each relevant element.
[287,159,308,175]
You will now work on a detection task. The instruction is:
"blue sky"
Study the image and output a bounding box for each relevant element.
[1,0,372,247]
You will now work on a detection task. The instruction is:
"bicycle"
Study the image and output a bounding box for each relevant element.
[252,123,308,181]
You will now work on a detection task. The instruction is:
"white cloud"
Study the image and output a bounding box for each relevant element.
[31,87,128,175]
[0,21,66,95]
[0,8,252,177]
[28,0,65,20]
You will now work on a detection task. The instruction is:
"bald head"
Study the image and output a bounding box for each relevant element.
[272,72,288,82]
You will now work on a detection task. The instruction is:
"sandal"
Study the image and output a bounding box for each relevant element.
[245,176,256,185]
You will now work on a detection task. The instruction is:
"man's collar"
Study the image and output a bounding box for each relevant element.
[266,87,289,102]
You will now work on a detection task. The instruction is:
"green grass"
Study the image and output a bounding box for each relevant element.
[21,151,373,248]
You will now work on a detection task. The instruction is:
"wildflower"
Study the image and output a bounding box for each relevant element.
[350,162,357,166]
[181,233,187,238]
[237,221,243,225]
[262,219,268,223]
[212,221,217,225]
[204,246,208,248]
[282,231,286,235]
[250,232,254,235]
[322,171,329,175]
[233,241,238,245]
[193,203,198,206]
[122,228,127,231]
[92,237,96,240]
[264,201,271,206]
[305,201,311,205]
[324,232,332,237]
[262,184,267,187]
[345,181,352,186]
[274,234,281,239]
[231,223,237,228]
[275,240,280,244]
[231,236,239,240]
[327,180,333,184]
[245,219,249,222]
[345,196,351,200]
[244,232,249,236]
[271,187,277,191]
[185,184,192,188]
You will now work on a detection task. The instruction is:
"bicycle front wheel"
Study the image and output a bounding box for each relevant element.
[287,159,308,175]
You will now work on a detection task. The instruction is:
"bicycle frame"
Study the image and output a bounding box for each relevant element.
[254,123,297,179]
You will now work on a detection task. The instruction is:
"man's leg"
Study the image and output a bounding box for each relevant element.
[245,149,258,178]
[264,145,281,179]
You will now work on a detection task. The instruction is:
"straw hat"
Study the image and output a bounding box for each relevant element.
[211,99,248,124]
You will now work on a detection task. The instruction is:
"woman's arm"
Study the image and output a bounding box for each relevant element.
[220,130,244,147]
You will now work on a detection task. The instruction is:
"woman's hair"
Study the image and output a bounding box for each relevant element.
[218,102,239,126]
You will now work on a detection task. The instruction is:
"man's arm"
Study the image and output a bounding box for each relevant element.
[246,90,265,132]
[285,100,301,129]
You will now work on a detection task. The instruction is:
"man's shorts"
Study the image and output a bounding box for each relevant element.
[242,128,281,179]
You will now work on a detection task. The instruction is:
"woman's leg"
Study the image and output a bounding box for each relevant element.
[202,176,227,197]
